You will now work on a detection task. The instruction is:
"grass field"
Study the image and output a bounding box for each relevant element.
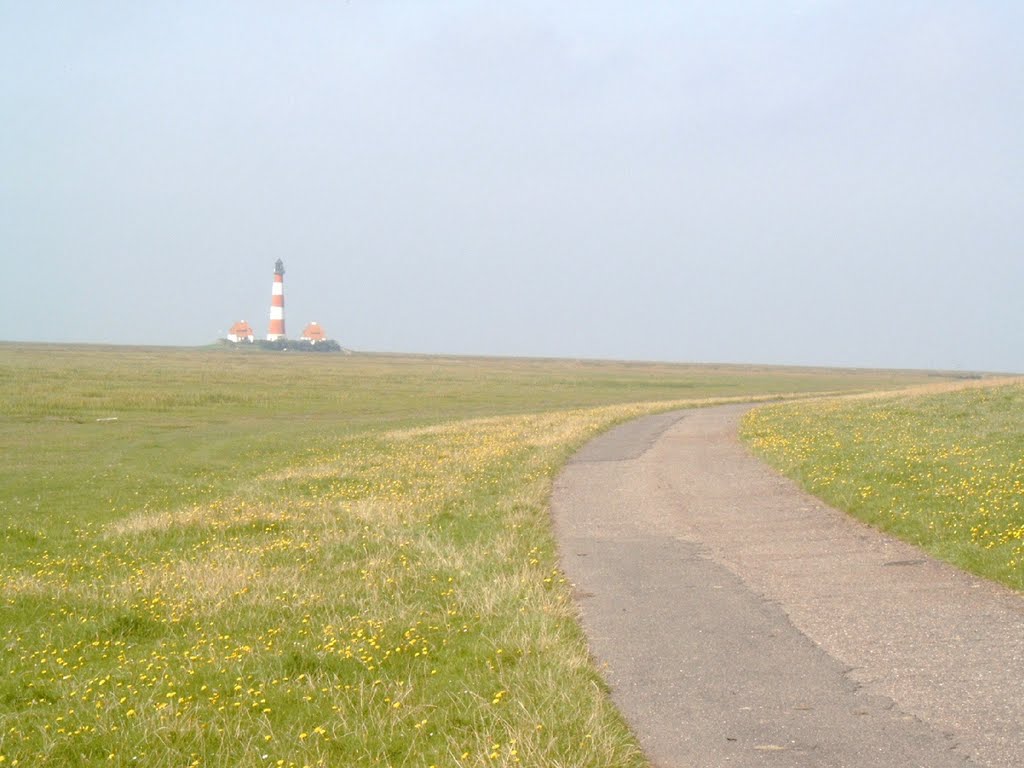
[742,380,1024,592]
[0,344,953,766]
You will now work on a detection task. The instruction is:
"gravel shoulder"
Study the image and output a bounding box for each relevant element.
[552,404,1024,768]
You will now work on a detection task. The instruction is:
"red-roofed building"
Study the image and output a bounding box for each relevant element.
[301,322,327,344]
[228,320,255,343]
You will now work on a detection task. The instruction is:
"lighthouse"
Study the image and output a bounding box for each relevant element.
[267,259,286,341]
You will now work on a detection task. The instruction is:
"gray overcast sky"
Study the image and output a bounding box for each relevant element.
[3,2,1022,371]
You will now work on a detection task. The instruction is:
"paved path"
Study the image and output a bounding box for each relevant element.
[551,405,1024,768]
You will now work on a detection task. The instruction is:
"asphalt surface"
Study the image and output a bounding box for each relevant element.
[551,404,1024,768]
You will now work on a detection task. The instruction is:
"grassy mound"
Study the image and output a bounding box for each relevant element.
[0,344,943,765]
[742,381,1024,591]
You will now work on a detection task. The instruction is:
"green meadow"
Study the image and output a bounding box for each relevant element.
[742,381,1024,592]
[0,344,950,767]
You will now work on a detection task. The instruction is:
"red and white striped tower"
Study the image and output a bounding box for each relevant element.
[267,259,286,340]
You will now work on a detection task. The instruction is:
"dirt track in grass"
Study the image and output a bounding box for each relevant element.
[553,404,1023,768]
